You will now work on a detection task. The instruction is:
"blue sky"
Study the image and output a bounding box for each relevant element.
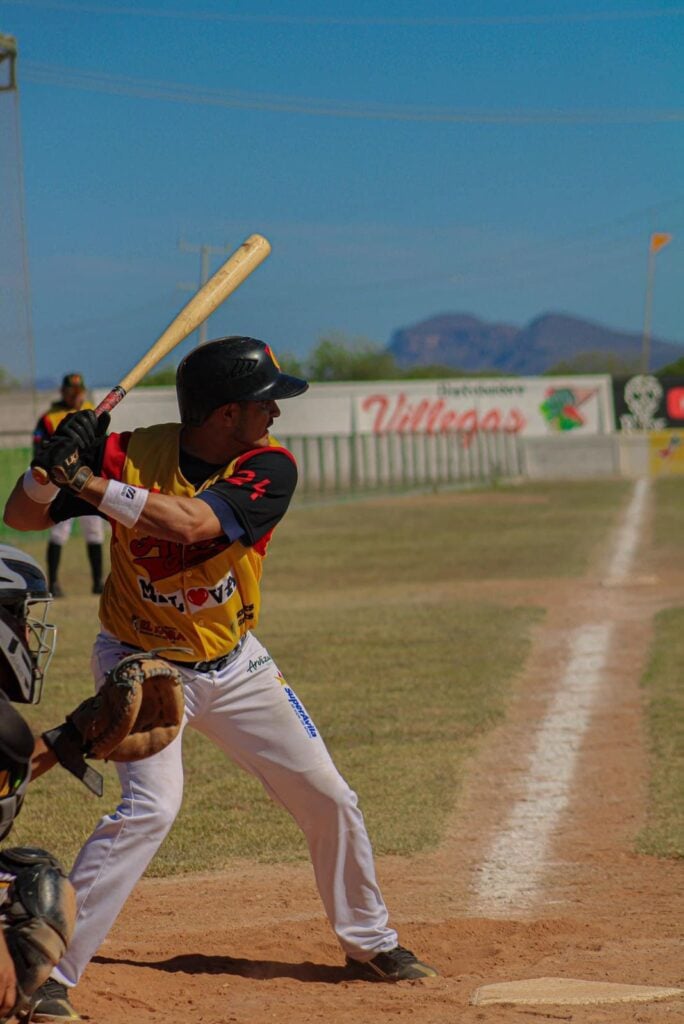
[2,0,683,385]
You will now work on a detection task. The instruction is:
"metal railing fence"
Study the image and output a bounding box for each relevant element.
[282,429,522,496]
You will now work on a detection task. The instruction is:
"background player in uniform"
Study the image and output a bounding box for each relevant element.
[5,335,437,1020]
[33,374,105,597]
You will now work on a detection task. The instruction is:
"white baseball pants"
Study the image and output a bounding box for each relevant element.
[49,515,105,545]
[54,631,397,986]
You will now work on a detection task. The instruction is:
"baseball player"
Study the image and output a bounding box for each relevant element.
[0,542,186,1021]
[5,336,437,1020]
[0,543,76,1022]
[33,374,105,597]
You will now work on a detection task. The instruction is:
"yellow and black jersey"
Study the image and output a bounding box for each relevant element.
[49,424,298,662]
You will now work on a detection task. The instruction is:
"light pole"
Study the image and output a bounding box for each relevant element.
[641,232,673,373]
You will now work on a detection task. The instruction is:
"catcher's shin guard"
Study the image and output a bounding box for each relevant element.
[0,847,76,1018]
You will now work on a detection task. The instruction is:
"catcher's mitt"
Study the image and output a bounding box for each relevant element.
[43,654,185,795]
[101,654,185,761]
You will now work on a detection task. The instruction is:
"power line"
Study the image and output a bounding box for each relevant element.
[21,62,684,125]
[5,0,684,27]
[39,292,174,336]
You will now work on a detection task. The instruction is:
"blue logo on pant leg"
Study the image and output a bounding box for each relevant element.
[283,685,318,738]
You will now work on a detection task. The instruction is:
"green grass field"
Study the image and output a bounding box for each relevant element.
[9,477,682,870]
[638,477,684,859]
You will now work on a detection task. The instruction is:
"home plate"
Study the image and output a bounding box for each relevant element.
[471,977,684,1006]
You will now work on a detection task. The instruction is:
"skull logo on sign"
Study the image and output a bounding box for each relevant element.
[621,374,665,431]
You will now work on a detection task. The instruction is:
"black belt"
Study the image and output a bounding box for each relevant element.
[166,636,247,673]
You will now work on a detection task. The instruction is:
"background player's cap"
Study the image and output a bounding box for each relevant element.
[61,372,86,390]
[176,336,309,426]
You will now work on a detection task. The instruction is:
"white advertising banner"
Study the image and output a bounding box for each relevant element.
[94,376,615,440]
[350,377,614,439]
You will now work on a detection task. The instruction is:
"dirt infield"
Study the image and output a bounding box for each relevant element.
[70,497,683,1024]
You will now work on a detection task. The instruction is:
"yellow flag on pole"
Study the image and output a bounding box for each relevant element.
[650,232,673,254]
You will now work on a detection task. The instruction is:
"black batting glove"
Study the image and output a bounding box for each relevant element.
[31,439,94,492]
[52,410,111,449]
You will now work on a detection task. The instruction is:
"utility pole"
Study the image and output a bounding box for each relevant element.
[178,240,234,346]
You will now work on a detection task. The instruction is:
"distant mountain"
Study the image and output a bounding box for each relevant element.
[388,312,684,375]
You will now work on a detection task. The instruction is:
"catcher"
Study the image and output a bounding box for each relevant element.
[0,543,184,1023]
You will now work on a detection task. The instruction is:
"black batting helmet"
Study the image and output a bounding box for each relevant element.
[176,336,308,427]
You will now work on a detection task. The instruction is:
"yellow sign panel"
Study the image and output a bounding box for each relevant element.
[649,430,684,475]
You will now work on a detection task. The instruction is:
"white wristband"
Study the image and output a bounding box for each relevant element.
[22,469,59,504]
[99,480,149,528]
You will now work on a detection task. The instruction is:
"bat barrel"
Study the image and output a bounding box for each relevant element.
[29,232,271,486]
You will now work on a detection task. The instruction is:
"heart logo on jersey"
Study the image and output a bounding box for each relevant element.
[187,587,209,606]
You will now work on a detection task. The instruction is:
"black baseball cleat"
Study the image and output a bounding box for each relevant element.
[28,979,81,1020]
[50,583,65,599]
[346,945,438,981]
[91,582,104,595]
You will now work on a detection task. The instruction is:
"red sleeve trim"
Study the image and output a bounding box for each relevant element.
[252,527,274,557]
[232,445,297,475]
[101,432,132,481]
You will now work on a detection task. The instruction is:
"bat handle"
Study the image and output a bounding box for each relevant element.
[95,385,127,418]
[30,386,128,485]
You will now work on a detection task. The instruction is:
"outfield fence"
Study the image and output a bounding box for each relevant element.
[0,430,522,538]
[281,428,522,494]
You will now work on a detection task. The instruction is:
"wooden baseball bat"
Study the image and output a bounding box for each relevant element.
[32,232,271,482]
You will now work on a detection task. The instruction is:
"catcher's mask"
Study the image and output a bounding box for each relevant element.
[176,336,308,427]
[0,544,56,705]
[0,692,33,841]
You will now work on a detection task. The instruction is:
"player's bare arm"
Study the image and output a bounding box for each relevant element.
[0,929,17,1017]
[4,471,223,545]
[9,392,290,544]
[29,735,59,781]
[63,476,223,545]
[4,444,222,545]
[3,479,55,532]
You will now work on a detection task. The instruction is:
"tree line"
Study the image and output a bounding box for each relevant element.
[4,334,684,390]
[137,332,684,385]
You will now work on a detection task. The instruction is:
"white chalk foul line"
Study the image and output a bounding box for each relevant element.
[604,477,650,583]
[471,479,648,914]
[472,623,613,913]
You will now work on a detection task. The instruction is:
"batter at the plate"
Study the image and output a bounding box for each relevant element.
[4,336,437,1020]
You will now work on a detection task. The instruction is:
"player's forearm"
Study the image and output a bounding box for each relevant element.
[3,476,55,531]
[0,929,17,1017]
[76,476,222,543]
[31,736,58,780]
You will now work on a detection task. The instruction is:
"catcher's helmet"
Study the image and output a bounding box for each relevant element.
[176,336,308,427]
[0,544,56,705]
